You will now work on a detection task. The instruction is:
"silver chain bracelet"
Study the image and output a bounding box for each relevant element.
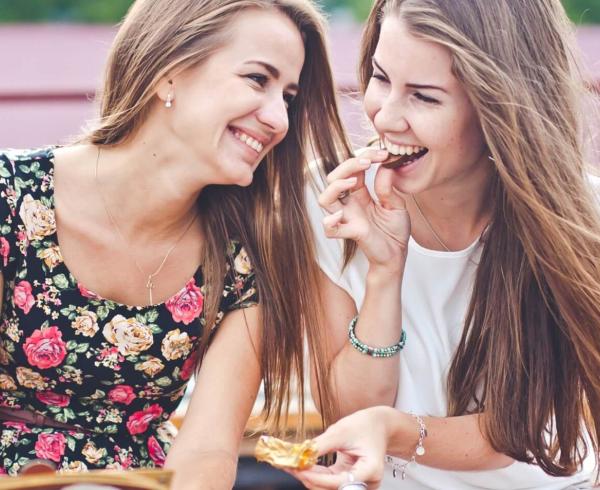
[386,413,427,479]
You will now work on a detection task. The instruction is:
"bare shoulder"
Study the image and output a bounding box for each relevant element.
[53,144,96,172]
[52,144,98,197]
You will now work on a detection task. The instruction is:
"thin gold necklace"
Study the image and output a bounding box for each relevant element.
[410,194,451,252]
[94,147,198,305]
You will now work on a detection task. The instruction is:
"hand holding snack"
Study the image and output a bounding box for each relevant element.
[254,435,318,470]
[318,147,411,270]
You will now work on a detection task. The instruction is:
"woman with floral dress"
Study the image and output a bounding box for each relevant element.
[0,0,350,488]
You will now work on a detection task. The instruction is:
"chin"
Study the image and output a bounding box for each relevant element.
[227,169,255,188]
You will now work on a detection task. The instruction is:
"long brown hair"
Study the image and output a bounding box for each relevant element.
[87,0,351,433]
[359,0,600,477]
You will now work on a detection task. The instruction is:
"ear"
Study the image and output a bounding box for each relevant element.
[156,78,174,104]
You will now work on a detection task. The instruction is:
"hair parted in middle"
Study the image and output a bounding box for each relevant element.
[355,0,600,478]
[88,0,353,434]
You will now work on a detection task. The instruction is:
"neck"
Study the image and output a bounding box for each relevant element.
[95,132,204,242]
[410,165,494,251]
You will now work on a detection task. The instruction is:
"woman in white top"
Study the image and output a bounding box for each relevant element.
[294,0,600,488]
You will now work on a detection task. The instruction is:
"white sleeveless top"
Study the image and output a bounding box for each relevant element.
[306,165,598,489]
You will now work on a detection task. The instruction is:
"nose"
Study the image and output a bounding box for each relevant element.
[256,95,289,137]
[374,94,410,134]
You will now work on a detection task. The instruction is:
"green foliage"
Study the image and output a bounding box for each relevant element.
[0,0,134,23]
[0,0,598,24]
[321,0,600,23]
[562,0,600,23]
[320,0,372,20]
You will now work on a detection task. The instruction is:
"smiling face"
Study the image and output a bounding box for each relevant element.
[164,7,305,187]
[363,13,490,195]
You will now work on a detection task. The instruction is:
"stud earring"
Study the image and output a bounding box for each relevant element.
[165,92,173,108]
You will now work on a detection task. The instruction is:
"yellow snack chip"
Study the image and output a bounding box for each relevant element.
[254,435,318,470]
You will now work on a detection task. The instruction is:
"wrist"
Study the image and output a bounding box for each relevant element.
[366,264,405,285]
[377,406,404,444]
[385,410,421,459]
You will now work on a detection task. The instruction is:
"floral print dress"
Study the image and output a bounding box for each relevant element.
[0,148,258,475]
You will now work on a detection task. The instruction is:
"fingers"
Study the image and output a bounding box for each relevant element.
[322,209,370,241]
[326,149,389,185]
[374,167,407,211]
[294,464,381,490]
[323,210,344,238]
[318,177,357,213]
[312,426,346,457]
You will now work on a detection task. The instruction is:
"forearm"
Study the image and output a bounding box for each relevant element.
[329,266,404,417]
[165,444,238,490]
[383,407,514,471]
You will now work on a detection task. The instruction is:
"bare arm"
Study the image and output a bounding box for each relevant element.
[311,267,403,419]
[165,305,262,490]
[308,151,409,419]
[292,407,513,489]
[385,408,514,471]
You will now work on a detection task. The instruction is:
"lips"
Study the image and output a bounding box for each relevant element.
[382,148,429,169]
[229,126,265,154]
[381,137,429,169]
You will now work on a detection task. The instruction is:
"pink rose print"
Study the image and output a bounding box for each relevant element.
[180,356,196,381]
[148,436,166,466]
[165,279,204,325]
[2,421,31,433]
[0,237,9,267]
[13,280,35,314]
[34,432,66,463]
[36,391,70,407]
[126,404,163,435]
[23,326,67,369]
[108,385,136,405]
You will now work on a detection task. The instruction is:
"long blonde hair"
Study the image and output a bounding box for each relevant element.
[88,0,351,433]
[358,0,600,476]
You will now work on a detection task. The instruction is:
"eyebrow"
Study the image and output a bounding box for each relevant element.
[244,60,299,92]
[372,57,448,94]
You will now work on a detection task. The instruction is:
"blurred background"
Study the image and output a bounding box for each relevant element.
[0,0,598,151]
[0,1,599,488]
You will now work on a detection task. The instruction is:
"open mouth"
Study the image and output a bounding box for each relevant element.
[229,126,264,154]
[382,149,429,169]
[380,139,429,169]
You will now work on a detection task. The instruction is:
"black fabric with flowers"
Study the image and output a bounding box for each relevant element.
[0,148,258,474]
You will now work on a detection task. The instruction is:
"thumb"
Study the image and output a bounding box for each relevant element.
[374,167,407,211]
[312,425,348,458]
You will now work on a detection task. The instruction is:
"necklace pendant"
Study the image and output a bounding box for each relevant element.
[146,277,154,305]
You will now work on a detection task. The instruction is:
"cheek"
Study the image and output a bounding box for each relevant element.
[449,114,485,157]
[363,82,382,122]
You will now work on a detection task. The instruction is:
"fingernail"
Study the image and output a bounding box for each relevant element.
[359,158,371,166]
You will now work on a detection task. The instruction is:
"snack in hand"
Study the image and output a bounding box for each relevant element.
[254,435,318,470]
[380,144,429,169]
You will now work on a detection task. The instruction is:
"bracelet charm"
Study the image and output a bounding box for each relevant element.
[386,413,427,479]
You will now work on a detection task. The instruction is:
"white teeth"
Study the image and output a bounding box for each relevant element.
[233,130,264,153]
[384,139,425,156]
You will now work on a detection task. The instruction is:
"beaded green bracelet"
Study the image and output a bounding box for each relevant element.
[348,315,406,358]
